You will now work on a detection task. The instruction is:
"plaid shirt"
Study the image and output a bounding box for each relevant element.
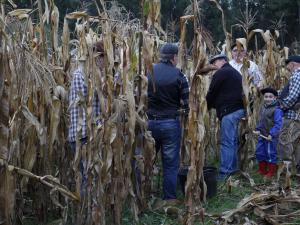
[180,74,189,112]
[279,68,300,121]
[68,68,101,142]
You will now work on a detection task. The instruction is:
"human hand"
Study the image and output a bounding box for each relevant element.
[266,135,272,141]
[253,130,260,135]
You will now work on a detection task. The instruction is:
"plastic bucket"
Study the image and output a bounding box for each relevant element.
[178,166,217,198]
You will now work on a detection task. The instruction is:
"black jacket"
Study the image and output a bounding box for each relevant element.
[147,61,189,117]
[206,63,244,119]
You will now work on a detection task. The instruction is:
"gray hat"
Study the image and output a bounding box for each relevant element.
[209,53,228,64]
[160,43,178,60]
[285,55,300,64]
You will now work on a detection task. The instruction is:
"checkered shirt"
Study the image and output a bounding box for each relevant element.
[180,74,189,112]
[68,68,101,142]
[279,68,300,121]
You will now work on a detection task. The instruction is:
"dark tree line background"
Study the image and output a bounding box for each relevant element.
[18,0,300,50]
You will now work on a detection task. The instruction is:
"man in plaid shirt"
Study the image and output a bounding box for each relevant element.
[68,42,103,194]
[68,42,103,143]
[68,68,101,143]
[278,55,300,174]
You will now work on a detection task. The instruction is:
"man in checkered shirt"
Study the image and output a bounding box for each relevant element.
[68,42,103,143]
[68,42,103,193]
[278,55,300,174]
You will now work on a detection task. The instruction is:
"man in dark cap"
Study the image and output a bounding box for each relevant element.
[277,55,300,174]
[147,43,189,200]
[206,53,245,180]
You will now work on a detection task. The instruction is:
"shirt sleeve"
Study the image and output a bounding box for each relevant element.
[249,62,263,88]
[180,74,189,112]
[269,108,283,137]
[280,72,300,110]
[68,70,87,141]
[92,91,101,119]
[69,71,87,105]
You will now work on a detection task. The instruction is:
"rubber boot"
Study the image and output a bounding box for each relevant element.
[265,163,277,178]
[258,161,268,175]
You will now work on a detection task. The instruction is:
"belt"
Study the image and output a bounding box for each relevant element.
[148,114,179,120]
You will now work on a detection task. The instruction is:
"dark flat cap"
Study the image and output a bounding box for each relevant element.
[261,87,278,97]
[209,53,228,64]
[285,55,300,64]
[160,43,178,59]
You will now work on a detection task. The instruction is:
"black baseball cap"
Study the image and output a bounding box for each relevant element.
[285,55,300,64]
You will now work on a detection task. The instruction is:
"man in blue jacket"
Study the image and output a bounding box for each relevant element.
[147,43,189,200]
[206,54,245,180]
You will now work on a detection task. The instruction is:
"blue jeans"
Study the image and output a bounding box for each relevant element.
[148,119,181,199]
[219,109,245,178]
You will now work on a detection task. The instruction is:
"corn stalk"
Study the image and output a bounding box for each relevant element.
[183,1,210,224]
[0,47,15,225]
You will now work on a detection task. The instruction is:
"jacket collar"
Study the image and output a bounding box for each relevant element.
[264,100,278,108]
[221,62,231,68]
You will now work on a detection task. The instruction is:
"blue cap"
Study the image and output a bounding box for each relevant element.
[160,43,178,60]
[285,55,300,64]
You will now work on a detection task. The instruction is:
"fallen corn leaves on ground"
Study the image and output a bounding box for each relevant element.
[120,167,300,225]
[22,165,300,225]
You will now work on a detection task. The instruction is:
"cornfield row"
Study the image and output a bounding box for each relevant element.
[0,0,295,225]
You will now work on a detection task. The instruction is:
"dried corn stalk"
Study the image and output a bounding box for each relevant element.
[214,186,300,225]
[210,0,231,57]
[178,15,194,73]
[1,1,296,225]
[184,18,210,223]
[0,50,15,225]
